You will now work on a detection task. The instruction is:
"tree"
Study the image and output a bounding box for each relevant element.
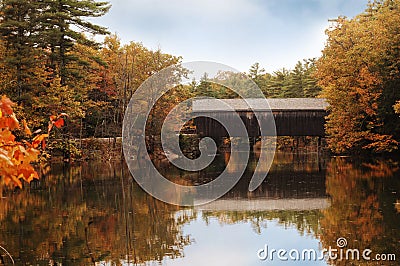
[100,36,182,125]
[315,0,400,153]
[268,68,290,97]
[39,0,110,85]
[293,59,321,98]
[248,62,266,86]
[246,60,321,98]
[0,0,42,99]
[0,0,110,137]
[195,72,211,96]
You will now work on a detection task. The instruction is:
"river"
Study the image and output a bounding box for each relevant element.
[0,152,399,265]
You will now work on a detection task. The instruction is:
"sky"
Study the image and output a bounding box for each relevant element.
[93,0,368,72]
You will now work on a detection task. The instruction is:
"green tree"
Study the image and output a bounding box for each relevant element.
[195,72,211,96]
[0,0,42,99]
[289,59,321,98]
[248,62,265,84]
[302,58,321,97]
[39,0,110,85]
[268,68,290,97]
[246,60,321,98]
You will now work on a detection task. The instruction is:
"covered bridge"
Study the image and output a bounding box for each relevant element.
[193,98,329,137]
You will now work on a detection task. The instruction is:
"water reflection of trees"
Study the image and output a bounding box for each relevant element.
[198,155,400,266]
[0,155,398,265]
[0,162,195,265]
[320,157,400,266]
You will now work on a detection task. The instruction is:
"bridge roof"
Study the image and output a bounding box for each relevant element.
[192,98,328,112]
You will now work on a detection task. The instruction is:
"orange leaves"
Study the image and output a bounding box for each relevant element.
[363,133,399,153]
[22,120,32,136]
[53,118,64,128]
[17,164,39,183]
[0,114,19,130]
[0,143,40,188]
[0,129,15,143]
[0,153,13,166]
[0,95,15,116]
[0,95,66,188]
[0,95,40,188]
[315,3,400,153]
[48,113,68,134]
[32,134,49,149]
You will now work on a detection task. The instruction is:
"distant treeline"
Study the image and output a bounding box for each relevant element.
[193,60,321,99]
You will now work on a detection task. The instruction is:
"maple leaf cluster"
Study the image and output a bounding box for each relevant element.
[0,95,65,188]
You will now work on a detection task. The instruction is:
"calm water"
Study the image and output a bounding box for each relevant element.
[0,152,399,265]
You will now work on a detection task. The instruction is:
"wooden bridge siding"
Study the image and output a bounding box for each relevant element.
[194,110,327,137]
[272,110,326,136]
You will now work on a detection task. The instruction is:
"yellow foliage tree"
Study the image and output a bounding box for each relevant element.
[315,0,400,153]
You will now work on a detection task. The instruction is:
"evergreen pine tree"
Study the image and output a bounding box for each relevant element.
[0,0,40,99]
[39,0,110,85]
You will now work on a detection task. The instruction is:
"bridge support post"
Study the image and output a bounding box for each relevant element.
[317,136,321,172]
[317,136,321,152]
[249,137,256,151]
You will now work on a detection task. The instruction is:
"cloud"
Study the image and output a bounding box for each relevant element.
[94,0,368,71]
[106,0,265,30]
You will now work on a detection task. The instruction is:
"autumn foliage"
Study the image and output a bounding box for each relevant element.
[315,0,400,153]
[320,157,400,265]
[0,95,65,188]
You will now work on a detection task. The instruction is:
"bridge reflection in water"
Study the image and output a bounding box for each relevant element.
[194,151,329,212]
[196,198,329,211]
